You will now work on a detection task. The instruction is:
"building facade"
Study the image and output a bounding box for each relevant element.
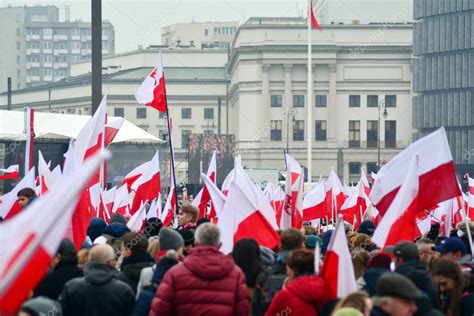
[413,0,474,177]
[162,21,239,49]
[228,17,414,182]
[0,5,114,92]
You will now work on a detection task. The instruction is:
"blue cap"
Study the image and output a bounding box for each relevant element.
[432,237,466,256]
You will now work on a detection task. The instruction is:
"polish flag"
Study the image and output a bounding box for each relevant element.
[303,181,326,221]
[325,168,347,221]
[372,156,419,249]
[340,180,367,230]
[291,170,305,229]
[370,127,460,217]
[135,51,167,113]
[360,168,371,198]
[127,201,146,232]
[111,184,131,216]
[130,151,161,214]
[309,0,322,30]
[97,186,116,222]
[439,199,454,237]
[0,165,19,181]
[466,175,474,219]
[283,154,303,229]
[320,217,357,298]
[0,150,107,314]
[122,160,151,191]
[263,182,286,225]
[192,150,217,218]
[201,173,226,217]
[0,168,36,221]
[218,178,280,254]
[38,151,54,195]
[104,118,125,146]
[160,179,176,228]
[416,216,432,238]
[221,156,242,196]
[147,195,161,220]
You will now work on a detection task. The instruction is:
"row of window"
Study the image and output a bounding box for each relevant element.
[349,162,378,176]
[114,107,215,120]
[270,95,397,108]
[269,119,397,147]
[23,27,108,36]
[212,26,237,36]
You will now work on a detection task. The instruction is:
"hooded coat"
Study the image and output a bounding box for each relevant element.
[149,246,249,316]
[265,276,332,316]
[117,251,155,294]
[59,263,135,316]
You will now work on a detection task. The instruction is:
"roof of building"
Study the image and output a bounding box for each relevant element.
[0,110,164,144]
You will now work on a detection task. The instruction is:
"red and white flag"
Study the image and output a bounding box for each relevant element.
[160,178,176,228]
[218,178,280,254]
[283,154,303,229]
[340,180,368,230]
[325,168,347,221]
[192,150,217,218]
[127,201,146,232]
[111,184,131,216]
[130,151,161,214]
[122,160,151,191]
[0,151,107,314]
[0,168,35,220]
[147,195,161,220]
[0,165,19,181]
[370,127,460,217]
[104,118,125,146]
[38,151,54,195]
[201,173,226,217]
[466,175,474,219]
[308,0,322,30]
[263,182,285,226]
[135,51,167,113]
[320,217,357,298]
[303,181,326,221]
[24,108,35,174]
[360,168,371,198]
[372,156,419,249]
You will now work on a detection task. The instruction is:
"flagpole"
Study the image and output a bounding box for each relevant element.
[307,0,313,184]
[164,92,179,215]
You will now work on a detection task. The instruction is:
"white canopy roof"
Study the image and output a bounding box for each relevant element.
[0,110,164,144]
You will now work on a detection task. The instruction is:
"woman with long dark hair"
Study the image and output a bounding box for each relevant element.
[232,238,264,300]
[431,259,474,316]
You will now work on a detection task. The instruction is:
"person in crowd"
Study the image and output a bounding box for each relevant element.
[305,234,323,252]
[352,250,370,280]
[333,307,364,316]
[19,296,62,316]
[233,238,264,305]
[260,246,276,268]
[431,259,474,316]
[149,223,249,316]
[357,221,375,237]
[391,241,440,315]
[454,221,474,255]
[17,187,37,209]
[93,216,131,258]
[351,233,374,252]
[59,244,135,316]
[334,291,372,316]
[77,248,89,270]
[253,228,305,315]
[432,237,472,271]
[265,249,332,316]
[416,238,435,266]
[117,232,155,294]
[147,236,160,258]
[360,253,391,295]
[143,217,162,238]
[177,228,195,256]
[371,273,421,316]
[86,217,107,244]
[34,239,83,299]
[177,204,199,230]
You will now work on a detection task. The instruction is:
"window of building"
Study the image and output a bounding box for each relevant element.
[271,95,282,107]
[385,120,396,148]
[17,56,21,64]
[367,162,378,175]
[367,120,378,148]
[385,95,397,108]
[293,95,305,108]
[315,95,327,107]
[16,42,21,50]
[367,95,379,107]
[181,108,192,119]
[270,120,282,141]
[293,120,304,141]
[315,120,327,141]
[349,120,360,148]
[349,162,361,175]
[349,95,361,107]
[16,28,21,36]
[182,130,191,148]
[137,108,147,119]
[17,69,21,76]
[204,29,208,36]
[159,111,166,119]
[114,107,124,118]
[204,108,214,119]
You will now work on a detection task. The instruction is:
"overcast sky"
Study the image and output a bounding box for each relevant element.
[2,0,413,54]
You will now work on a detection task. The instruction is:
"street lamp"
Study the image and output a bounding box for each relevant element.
[286,108,297,153]
[377,99,388,171]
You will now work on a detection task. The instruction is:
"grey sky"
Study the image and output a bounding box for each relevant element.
[2,0,413,54]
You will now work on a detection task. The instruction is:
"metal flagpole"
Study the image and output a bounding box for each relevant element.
[307,0,313,184]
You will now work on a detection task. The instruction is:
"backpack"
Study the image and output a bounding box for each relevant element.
[253,266,287,316]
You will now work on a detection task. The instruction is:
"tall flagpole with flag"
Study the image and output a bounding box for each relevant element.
[24,107,34,175]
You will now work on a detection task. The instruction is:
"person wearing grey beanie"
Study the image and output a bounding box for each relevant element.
[19,296,63,316]
[159,228,185,253]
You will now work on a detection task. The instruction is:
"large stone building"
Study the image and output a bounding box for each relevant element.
[229,17,413,182]
[161,21,239,49]
[412,0,474,176]
[0,5,114,92]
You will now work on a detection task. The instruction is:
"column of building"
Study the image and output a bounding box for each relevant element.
[328,64,337,140]
[283,64,293,148]
[261,64,270,142]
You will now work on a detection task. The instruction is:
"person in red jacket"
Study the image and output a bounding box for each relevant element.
[148,223,250,316]
[265,249,332,316]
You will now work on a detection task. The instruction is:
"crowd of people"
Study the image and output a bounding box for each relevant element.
[14,191,474,316]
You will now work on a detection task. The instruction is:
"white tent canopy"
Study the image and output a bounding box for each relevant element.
[0,110,164,144]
